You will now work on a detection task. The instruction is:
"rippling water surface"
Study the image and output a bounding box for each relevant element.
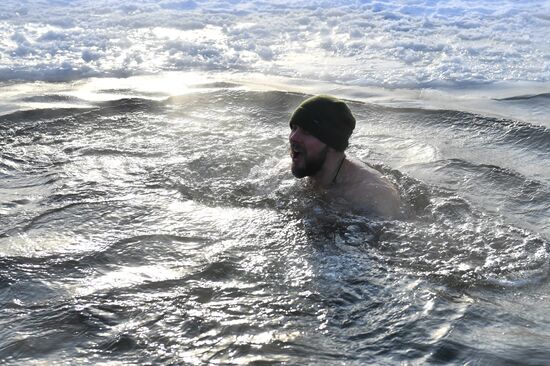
[1,85,550,365]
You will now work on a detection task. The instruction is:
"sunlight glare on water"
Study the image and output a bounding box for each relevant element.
[1,75,550,366]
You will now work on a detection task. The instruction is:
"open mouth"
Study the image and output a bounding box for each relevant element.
[290,144,303,161]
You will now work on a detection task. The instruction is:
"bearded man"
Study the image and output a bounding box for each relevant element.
[289,95,401,218]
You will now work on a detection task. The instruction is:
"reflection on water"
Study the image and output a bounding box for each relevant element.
[1,88,550,364]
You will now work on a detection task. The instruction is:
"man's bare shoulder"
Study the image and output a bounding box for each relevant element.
[338,158,401,217]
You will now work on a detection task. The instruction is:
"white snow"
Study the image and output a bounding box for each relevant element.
[1,0,548,87]
[1,0,549,123]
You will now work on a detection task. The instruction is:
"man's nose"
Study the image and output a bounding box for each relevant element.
[289,128,301,143]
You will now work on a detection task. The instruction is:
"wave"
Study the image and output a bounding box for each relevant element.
[65,147,165,158]
[495,93,550,101]
[193,89,550,155]
[375,105,550,154]
[0,106,96,124]
[19,94,86,104]
[0,98,152,122]
[96,98,164,113]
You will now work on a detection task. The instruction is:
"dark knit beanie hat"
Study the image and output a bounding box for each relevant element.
[289,95,356,151]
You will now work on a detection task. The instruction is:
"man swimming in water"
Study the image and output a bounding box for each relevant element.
[289,95,401,218]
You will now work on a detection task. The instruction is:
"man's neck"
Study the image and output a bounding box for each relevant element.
[310,151,346,189]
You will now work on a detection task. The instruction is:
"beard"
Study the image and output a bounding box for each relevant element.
[291,145,329,178]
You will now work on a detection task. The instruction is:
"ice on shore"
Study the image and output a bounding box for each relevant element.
[1,0,548,89]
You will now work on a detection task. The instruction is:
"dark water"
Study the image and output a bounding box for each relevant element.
[1,88,550,365]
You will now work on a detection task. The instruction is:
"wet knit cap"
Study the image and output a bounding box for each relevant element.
[289,95,356,151]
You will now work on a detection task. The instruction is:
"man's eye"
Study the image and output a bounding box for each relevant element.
[290,124,297,131]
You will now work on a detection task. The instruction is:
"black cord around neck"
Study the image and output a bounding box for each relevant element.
[332,156,346,184]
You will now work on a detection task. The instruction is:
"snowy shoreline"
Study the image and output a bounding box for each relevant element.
[2,0,549,88]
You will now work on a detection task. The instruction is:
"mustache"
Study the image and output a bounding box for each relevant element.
[290,143,304,153]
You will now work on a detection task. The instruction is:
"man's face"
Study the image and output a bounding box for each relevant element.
[289,124,329,178]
